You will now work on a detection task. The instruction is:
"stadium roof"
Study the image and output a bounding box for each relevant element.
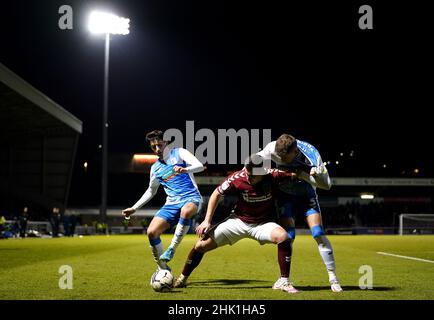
[0,62,82,215]
[0,62,82,137]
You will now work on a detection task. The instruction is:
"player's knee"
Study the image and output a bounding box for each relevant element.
[277,233,289,244]
[181,204,197,219]
[182,210,196,219]
[147,228,159,239]
[193,241,201,251]
[311,225,325,239]
[194,239,208,253]
[273,228,289,244]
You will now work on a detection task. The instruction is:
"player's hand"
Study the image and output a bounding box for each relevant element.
[122,208,136,218]
[173,165,187,174]
[310,164,327,177]
[196,221,211,237]
[310,167,318,177]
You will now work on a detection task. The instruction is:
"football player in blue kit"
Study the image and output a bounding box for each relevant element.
[257,134,343,292]
[122,130,204,270]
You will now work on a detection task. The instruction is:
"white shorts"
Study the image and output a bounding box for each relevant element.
[210,217,281,247]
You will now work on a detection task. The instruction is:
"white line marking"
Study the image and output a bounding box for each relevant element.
[377,252,434,264]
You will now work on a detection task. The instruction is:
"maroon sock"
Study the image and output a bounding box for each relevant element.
[277,240,293,278]
[182,247,205,277]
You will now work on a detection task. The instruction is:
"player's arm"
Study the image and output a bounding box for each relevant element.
[297,157,331,190]
[256,141,274,160]
[174,148,205,174]
[195,188,222,236]
[122,171,160,217]
[196,173,236,236]
[311,163,331,190]
[268,168,297,181]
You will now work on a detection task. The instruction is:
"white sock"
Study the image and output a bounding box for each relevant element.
[149,240,167,269]
[315,235,337,282]
[169,218,190,251]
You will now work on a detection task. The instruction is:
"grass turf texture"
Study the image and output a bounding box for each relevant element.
[1,234,434,300]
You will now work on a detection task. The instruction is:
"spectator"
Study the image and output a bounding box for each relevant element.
[63,215,70,237]
[96,222,103,234]
[0,215,5,233]
[0,215,6,238]
[19,208,29,238]
[122,218,129,232]
[69,214,77,237]
[141,218,150,234]
[50,209,61,237]
[12,217,20,238]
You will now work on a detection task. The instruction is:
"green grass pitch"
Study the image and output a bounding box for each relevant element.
[1,234,434,300]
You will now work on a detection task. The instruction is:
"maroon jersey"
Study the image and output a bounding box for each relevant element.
[216,168,293,224]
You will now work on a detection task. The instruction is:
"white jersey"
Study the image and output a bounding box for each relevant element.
[257,140,331,190]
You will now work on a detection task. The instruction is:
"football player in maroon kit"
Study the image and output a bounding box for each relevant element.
[173,155,299,293]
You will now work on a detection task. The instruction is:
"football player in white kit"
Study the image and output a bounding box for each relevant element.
[257,134,343,292]
[122,130,204,271]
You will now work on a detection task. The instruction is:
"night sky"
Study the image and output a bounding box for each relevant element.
[1,1,433,205]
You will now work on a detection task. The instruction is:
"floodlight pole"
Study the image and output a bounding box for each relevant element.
[101,33,110,224]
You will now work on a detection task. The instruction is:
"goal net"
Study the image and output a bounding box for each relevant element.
[399,214,434,235]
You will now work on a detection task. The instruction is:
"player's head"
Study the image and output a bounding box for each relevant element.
[146,130,167,157]
[244,155,267,185]
[275,134,298,164]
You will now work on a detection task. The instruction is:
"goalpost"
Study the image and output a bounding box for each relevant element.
[399,214,434,235]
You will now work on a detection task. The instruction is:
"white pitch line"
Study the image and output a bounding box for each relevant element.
[377,252,434,264]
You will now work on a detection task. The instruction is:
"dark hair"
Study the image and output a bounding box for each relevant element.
[275,134,297,157]
[145,130,164,142]
[244,155,264,175]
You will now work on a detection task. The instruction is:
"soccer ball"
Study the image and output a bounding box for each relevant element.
[150,269,174,292]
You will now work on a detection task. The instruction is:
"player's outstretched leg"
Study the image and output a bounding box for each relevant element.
[307,213,343,292]
[174,237,217,288]
[315,234,342,292]
[159,217,190,262]
[160,202,198,262]
[271,226,298,293]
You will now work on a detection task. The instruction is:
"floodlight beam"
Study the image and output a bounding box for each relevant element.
[88,11,130,35]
